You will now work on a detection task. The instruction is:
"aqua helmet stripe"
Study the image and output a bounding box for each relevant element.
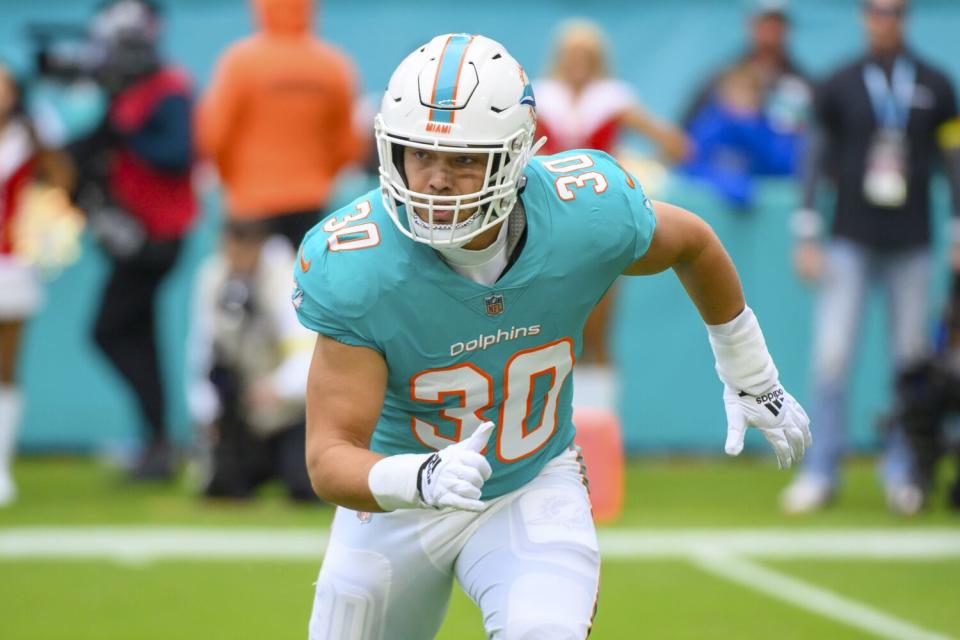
[429,34,474,124]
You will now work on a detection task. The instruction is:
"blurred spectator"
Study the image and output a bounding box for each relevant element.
[188,221,315,502]
[195,0,359,250]
[535,19,689,162]
[680,1,809,207]
[534,19,689,406]
[783,0,960,515]
[0,61,76,505]
[70,0,197,481]
[682,0,810,133]
[682,63,803,208]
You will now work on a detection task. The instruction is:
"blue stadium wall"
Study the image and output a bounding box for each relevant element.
[1,0,957,454]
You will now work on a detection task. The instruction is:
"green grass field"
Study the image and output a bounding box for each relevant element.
[1,456,958,639]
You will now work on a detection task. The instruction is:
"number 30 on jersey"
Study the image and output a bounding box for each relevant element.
[410,339,574,462]
[322,200,380,252]
[543,153,609,201]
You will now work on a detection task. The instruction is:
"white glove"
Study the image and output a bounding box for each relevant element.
[368,421,495,512]
[723,383,812,469]
[417,420,495,511]
[707,306,813,468]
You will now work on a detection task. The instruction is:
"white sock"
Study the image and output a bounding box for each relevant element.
[0,385,23,504]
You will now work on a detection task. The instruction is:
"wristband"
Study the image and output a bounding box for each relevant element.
[367,453,428,511]
[706,306,779,395]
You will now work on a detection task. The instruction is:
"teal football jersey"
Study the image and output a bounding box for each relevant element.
[294,149,656,498]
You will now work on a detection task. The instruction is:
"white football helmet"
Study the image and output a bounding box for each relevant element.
[376,34,542,248]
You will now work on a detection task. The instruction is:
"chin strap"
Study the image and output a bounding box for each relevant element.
[529,135,548,157]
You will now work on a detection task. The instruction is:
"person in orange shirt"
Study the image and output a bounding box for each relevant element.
[195,0,359,249]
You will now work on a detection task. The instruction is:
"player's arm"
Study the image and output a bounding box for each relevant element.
[305,334,495,512]
[304,334,387,511]
[624,201,811,468]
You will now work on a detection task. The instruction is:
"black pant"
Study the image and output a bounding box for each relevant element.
[203,364,315,501]
[262,209,324,249]
[204,419,314,502]
[93,239,182,445]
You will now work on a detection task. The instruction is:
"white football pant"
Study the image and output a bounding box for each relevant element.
[308,448,600,640]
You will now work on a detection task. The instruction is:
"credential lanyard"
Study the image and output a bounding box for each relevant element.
[863,57,916,130]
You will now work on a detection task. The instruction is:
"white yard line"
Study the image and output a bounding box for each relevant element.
[596,528,960,559]
[0,527,958,561]
[0,527,330,561]
[692,551,955,640]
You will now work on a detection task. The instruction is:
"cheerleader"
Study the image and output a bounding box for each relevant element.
[0,64,41,506]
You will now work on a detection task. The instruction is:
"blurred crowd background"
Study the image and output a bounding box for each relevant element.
[0,0,958,514]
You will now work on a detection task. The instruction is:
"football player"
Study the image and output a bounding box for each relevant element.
[295,34,811,640]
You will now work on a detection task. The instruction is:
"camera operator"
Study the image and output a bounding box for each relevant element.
[188,221,315,502]
[69,0,197,481]
[893,277,960,509]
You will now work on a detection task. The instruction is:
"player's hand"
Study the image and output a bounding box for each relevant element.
[722,384,811,469]
[417,421,495,512]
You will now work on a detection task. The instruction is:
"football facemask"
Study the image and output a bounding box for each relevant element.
[375,33,542,248]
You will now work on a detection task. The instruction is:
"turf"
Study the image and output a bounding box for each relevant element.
[5,454,959,528]
[4,558,954,638]
[1,455,958,639]
[762,559,960,636]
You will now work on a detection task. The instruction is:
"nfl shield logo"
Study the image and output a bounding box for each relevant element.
[484,294,504,316]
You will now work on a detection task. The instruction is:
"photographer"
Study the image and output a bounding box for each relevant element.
[188,221,315,502]
[893,277,960,509]
[69,0,197,480]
